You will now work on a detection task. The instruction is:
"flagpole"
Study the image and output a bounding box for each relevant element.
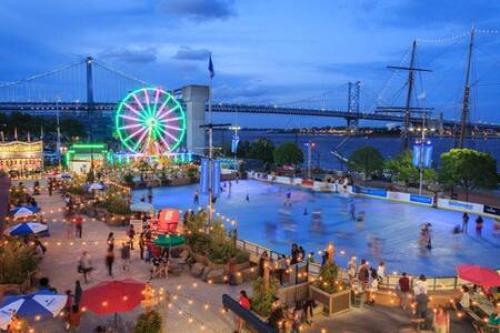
[208,52,213,227]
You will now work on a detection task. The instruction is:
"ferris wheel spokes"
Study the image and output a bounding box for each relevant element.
[115,87,186,155]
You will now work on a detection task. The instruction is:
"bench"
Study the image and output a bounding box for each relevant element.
[222,294,276,333]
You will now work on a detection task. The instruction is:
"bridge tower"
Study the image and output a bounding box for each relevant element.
[347,81,360,129]
[86,56,94,107]
[85,56,97,139]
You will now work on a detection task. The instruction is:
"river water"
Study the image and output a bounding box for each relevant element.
[214,131,500,172]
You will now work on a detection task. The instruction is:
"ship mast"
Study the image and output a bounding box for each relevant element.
[457,27,475,148]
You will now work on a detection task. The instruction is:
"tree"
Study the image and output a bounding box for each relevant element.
[385,150,437,186]
[273,142,304,166]
[439,148,497,200]
[248,138,275,164]
[348,146,384,179]
[236,140,250,158]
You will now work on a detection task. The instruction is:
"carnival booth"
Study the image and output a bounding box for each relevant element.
[0,140,43,177]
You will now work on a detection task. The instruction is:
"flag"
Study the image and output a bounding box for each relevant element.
[27,131,31,142]
[412,140,433,168]
[231,134,240,154]
[208,54,215,79]
[211,160,221,198]
[14,128,18,140]
[200,158,209,194]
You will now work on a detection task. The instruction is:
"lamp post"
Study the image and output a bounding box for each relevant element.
[305,141,315,179]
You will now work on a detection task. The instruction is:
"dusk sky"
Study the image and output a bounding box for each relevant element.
[2,0,500,126]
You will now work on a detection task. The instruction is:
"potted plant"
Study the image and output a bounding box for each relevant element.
[134,310,162,333]
[309,243,350,316]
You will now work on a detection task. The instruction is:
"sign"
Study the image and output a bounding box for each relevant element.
[387,191,410,202]
[484,205,500,217]
[412,140,433,168]
[354,186,387,198]
[438,198,484,214]
[410,194,433,205]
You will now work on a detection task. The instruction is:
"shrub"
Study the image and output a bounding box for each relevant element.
[66,185,85,196]
[0,240,40,284]
[134,310,162,333]
[123,173,134,187]
[189,233,211,254]
[315,261,346,294]
[251,277,279,317]
[97,197,130,215]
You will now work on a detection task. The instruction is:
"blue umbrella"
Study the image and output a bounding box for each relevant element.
[10,206,41,219]
[0,290,67,329]
[4,222,48,236]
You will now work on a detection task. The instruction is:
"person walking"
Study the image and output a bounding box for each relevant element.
[377,261,385,284]
[139,233,145,260]
[462,212,469,233]
[475,216,484,236]
[398,272,411,310]
[358,259,369,291]
[193,190,199,205]
[74,215,83,239]
[414,274,428,296]
[73,280,82,309]
[128,225,135,250]
[105,249,115,277]
[107,232,115,252]
[78,251,93,283]
[120,242,131,272]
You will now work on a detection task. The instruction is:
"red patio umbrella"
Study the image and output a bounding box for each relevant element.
[457,264,500,289]
[80,279,146,315]
[158,209,180,234]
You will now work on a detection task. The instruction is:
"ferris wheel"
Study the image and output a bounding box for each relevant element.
[115,87,186,155]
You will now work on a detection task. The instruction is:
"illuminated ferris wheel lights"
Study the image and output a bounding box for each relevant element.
[115,87,186,155]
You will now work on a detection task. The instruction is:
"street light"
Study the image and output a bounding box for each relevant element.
[304,141,316,179]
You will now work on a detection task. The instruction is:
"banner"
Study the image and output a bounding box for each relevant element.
[412,140,433,168]
[353,186,387,198]
[410,194,433,205]
[231,135,240,154]
[211,159,221,198]
[200,158,209,194]
[484,205,500,217]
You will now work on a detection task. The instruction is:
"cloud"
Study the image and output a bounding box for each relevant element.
[159,0,235,21]
[99,48,157,64]
[172,47,210,61]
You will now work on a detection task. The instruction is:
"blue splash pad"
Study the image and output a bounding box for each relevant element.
[133,180,500,276]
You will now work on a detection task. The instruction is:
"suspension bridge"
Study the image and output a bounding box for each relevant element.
[0,56,499,135]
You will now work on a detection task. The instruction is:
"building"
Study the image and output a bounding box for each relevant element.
[65,143,110,174]
[0,141,43,175]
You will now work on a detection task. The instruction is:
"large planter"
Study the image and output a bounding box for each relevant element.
[309,285,350,316]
